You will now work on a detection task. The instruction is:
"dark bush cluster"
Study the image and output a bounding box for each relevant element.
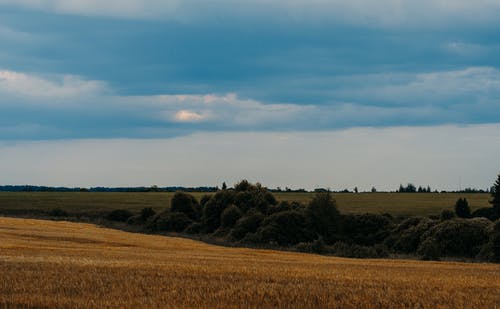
[117,179,500,262]
[107,209,133,222]
[417,218,491,258]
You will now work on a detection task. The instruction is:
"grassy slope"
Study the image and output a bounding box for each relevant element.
[0,217,499,308]
[0,191,491,216]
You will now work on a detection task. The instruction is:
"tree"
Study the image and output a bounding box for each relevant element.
[171,192,201,221]
[305,192,340,243]
[490,174,500,210]
[371,186,377,193]
[222,182,227,190]
[455,198,471,218]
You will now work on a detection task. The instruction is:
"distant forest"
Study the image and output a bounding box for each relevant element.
[0,184,491,193]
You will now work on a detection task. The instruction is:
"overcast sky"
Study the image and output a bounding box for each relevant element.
[1,1,499,190]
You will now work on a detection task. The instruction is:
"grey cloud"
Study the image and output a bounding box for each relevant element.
[2,0,500,28]
[1,68,499,140]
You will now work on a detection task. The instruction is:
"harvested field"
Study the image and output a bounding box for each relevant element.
[0,217,499,308]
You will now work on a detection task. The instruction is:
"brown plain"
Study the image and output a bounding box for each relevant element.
[1,217,499,308]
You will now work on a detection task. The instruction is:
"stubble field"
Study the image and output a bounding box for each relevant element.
[1,217,499,308]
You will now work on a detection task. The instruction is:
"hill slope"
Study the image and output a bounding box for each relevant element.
[0,217,499,308]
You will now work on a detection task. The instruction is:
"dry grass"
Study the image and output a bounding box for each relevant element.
[0,191,491,216]
[1,217,499,308]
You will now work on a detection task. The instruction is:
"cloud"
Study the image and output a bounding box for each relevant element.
[335,67,500,107]
[174,110,206,122]
[0,70,107,104]
[2,0,500,28]
[0,68,499,140]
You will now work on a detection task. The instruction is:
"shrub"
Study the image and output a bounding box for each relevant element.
[305,192,340,243]
[492,232,500,262]
[229,211,265,240]
[440,210,455,221]
[184,222,202,234]
[126,215,143,225]
[107,209,133,222]
[417,218,492,258]
[232,181,277,213]
[455,198,471,218]
[331,242,389,259]
[268,201,292,214]
[201,190,235,232]
[472,207,499,221]
[171,192,201,221]
[49,208,68,217]
[389,217,438,253]
[256,210,312,245]
[200,194,212,207]
[149,211,193,232]
[220,205,243,228]
[295,238,327,254]
[140,207,156,221]
[478,220,500,262]
[341,213,393,246]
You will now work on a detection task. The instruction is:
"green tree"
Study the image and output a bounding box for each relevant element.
[455,198,471,218]
[490,174,500,210]
[305,192,340,243]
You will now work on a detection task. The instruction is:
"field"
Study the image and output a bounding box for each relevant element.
[0,191,491,216]
[0,217,499,308]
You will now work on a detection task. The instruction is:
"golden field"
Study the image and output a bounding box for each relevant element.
[0,217,499,308]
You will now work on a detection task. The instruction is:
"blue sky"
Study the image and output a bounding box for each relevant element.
[1,1,499,189]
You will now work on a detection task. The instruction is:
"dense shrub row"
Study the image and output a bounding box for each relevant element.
[103,180,500,262]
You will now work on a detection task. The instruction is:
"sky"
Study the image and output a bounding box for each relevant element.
[1,1,499,190]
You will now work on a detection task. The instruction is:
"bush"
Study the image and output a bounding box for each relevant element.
[440,210,455,221]
[455,198,471,218]
[478,220,500,262]
[472,207,499,221]
[184,222,202,234]
[49,208,68,217]
[229,211,265,240]
[331,242,389,259]
[492,232,500,262]
[220,205,243,228]
[126,215,143,225]
[200,194,212,207]
[201,190,235,232]
[388,217,438,253]
[107,209,133,222]
[341,213,393,246]
[268,201,301,214]
[149,211,193,232]
[171,192,201,221]
[255,210,312,245]
[140,207,156,221]
[417,218,492,258]
[305,192,340,243]
[233,181,277,213]
[295,238,327,254]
